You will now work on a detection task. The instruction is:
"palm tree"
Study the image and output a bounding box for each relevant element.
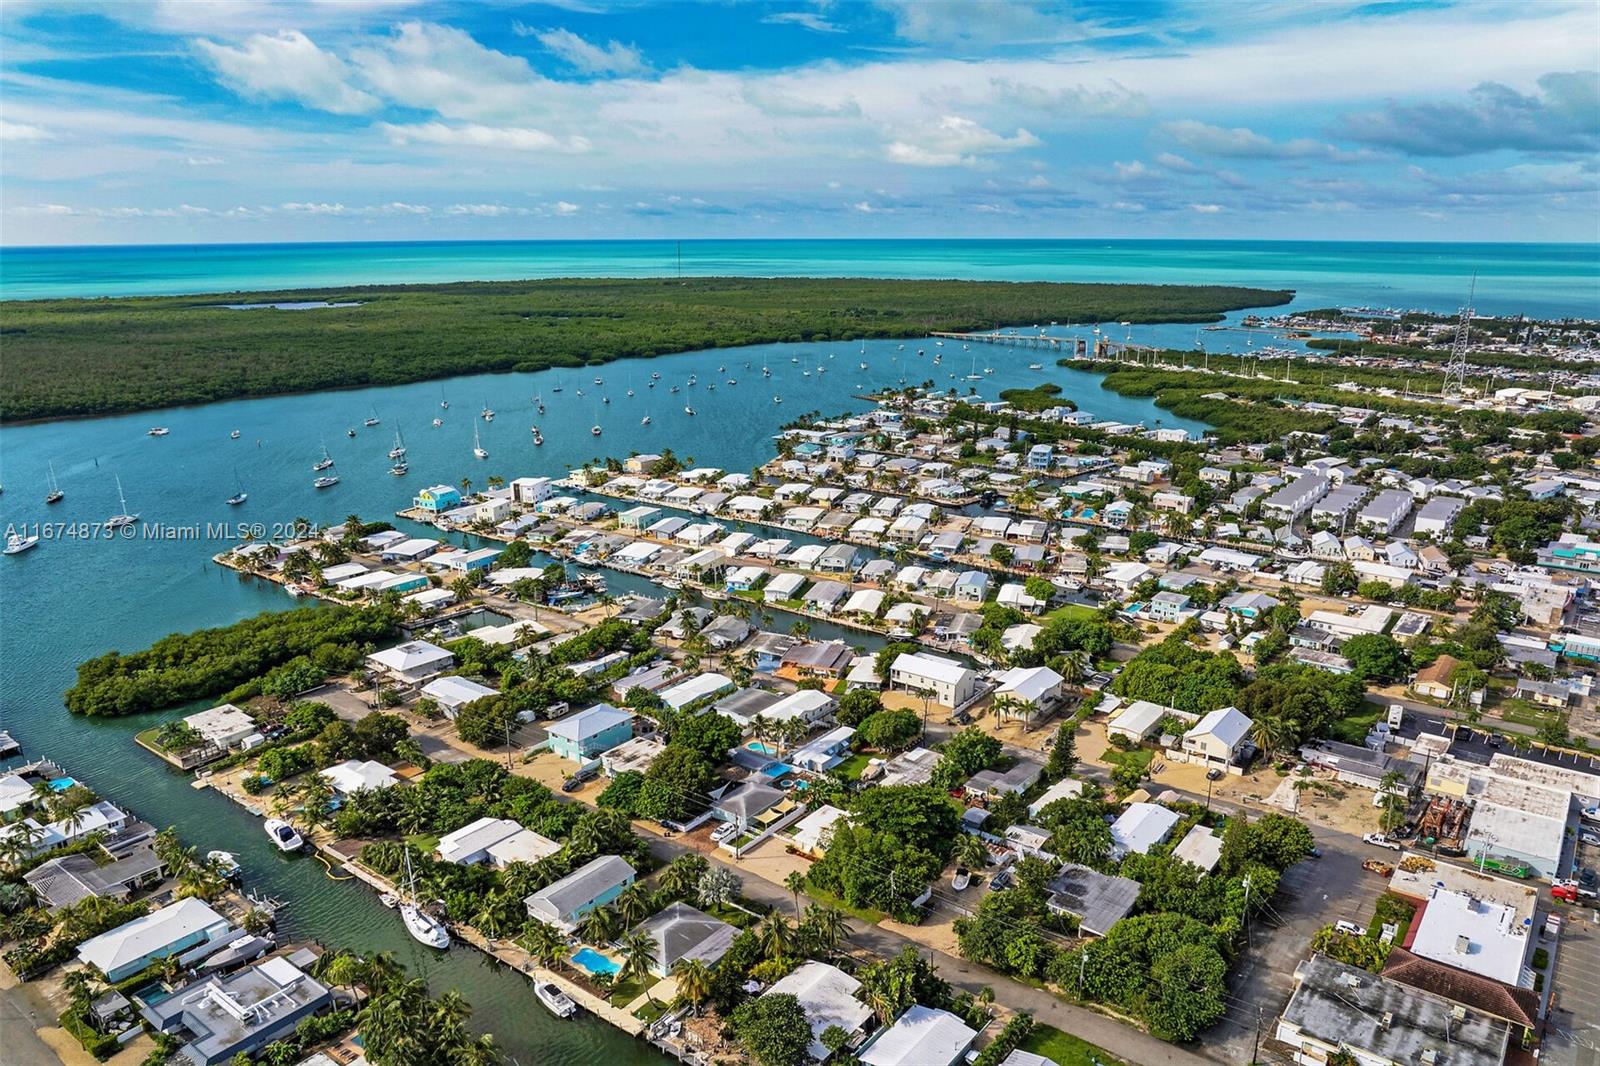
[1057,649,1088,687]
[578,905,619,946]
[672,957,714,1014]
[431,988,473,1050]
[990,694,1028,728]
[784,870,808,919]
[659,855,706,899]
[618,928,659,1003]
[262,1041,299,1066]
[520,920,568,970]
[953,834,989,872]
[473,891,512,941]
[614,882,653,929]
[1252,715,1292,761]
[757,911,794,961]
[295,775,335,831]
[802,903,849,958]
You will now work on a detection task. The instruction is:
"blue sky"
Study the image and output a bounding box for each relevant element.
[2,0,1596,244]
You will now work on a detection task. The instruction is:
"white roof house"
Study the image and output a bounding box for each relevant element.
[1172,825,1223,872]
[1028,777,1086,818]
[77,897,231,982]
[659,672,735,710]
[789,805,847,856]
[525,854,636,932]
[889,652,977,709]
[1106,700,1177,742]
[759,688,836,724]
[1181,706,1253,767]
[182,704,257,749]
[436,817,526,866]
[485,827,561,868]
[766,961,873,1061]
[319,760,398,795]
[860,1005,978,1066]
[1110,802,1181,858]
[367,640,455,685]
[994,665,1064,707]
[420,675,500,715]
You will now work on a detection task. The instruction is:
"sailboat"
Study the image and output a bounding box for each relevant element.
[312,442,334,472]
[440,387,449,410]
[473,424,489,460]
[399,848,450,949]
[364,406,381,428]
[640,413,651,426]
[45,461,63,505]
[481,402,495,422]
[684,405,696,416]
[225,468,248,506]
[106,476,139,529]
[389,459,409,476]
[535,393,546,415]
[388,428,407,460]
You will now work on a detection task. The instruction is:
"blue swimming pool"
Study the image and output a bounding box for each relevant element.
[760,762,797,779]
[48,777,77,792]
[746,741,778,756]
[570,947,620,976]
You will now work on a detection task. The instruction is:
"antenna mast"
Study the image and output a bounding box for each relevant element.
[1443,273,1476,397]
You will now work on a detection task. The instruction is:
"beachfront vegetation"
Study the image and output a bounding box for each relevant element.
[64,604,399,716]
[1,278,1289,421]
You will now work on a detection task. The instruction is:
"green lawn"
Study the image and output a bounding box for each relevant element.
[832,753,873,781]
[1328,705,1383,745]
[1019,1024,1130,1066]
[804,884,887,925]
[607,974,657,1007]
[1493,698,1563,730]
[1100,747,1153,774]
[1046,603,1100,624]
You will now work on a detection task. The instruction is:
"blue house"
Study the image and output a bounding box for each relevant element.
[544,704,634,761]
[414,485,462,513]
[525,854,635,932]
[1027,444,1054,471]
[78,898,232,982]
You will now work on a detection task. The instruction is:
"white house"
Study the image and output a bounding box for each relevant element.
[319,760,398,795]
[889,652,977,709]
[437,817,526,866]
[993,665,1064,710]
[420,675,500,717]
[766,961,873,1062]
[367,641,455,686]
[1180,706,1254,770]
[860,1005,978,1066]
[1110,803,1181,858]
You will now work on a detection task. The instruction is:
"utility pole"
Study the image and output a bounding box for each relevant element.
[1250,1006,1264,1065]
[1242,875,1253,949]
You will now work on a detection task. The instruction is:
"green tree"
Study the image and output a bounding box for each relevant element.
[731,992,813,1066]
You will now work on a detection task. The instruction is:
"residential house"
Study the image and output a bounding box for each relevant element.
[524,855,636,933]
[1044,864,1141,937]
[140,955,333,1066]
[544,704,634,762]
[1413,655,1462,700]
[1180,707,1254,770]
[366,641,455,686]
[860,1005,978,1066]
[437,817,527,866]
[419,675,500,718]
[636,903,737,977]
[319,760,398,796]
[889,652,978,709]
[77,898,232,982]
[765,961,873,1062]
[1110,803,1180,859]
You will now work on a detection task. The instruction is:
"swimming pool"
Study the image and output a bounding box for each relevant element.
[746,741,779,757]
[48,777,77,792]
[759,762,797,779]
[570,947,620,977]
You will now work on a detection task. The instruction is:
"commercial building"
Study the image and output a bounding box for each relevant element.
[1407,885,1533,986]
[1276,954,1511,1066]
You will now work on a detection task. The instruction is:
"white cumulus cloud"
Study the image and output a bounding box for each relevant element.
[532,27,647,77]
[378,121,591,153]
[194,30,377,114]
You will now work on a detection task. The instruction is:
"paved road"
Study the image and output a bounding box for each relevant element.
[0,984,65,1066]
[645,836,1218,1066]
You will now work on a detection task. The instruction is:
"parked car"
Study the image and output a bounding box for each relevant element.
[1206,768,1225,781]
[710,821,740,844]
[1334,920,1366,936]
[989,869,1015,891]
[1363,833,1401,851]
[1581,831,1600,847]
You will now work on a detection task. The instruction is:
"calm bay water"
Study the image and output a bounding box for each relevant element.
[3,239,1598,318]
[0,335,1190,1062]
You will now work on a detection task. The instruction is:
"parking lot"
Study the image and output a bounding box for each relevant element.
[1204,827,1392,1064]
[1545,903,1600,1066]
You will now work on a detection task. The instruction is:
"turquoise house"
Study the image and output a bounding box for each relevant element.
[544,704,634,761]
[414,485,462,513]
[524,854,635,932]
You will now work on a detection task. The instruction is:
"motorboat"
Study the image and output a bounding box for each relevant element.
[532,430,544,446]
[230,430,241,440]
[1029,363,1043,370]
[432,418,444,428]
[669,385,679,393]
[859,362,868,371]
[390,461,408,476]
[952,867,971,891]
[593,377,603,385]
[650,371,660,379]
[346,427,357,437]
[147,426,169,437]
[4,533,39,556]
[551,385,563,393]
[626,388,634,397]
[591,425,602,437]
[207,851,242,881]
[603,396,611,404]
[684,406,695,416]
[481,404,494,422]
[773,396,782,404]
[263,818,303,852]
[313,475,340,489]
[45,461,63,505]
[106,476,139,529]
[727,378,736,385]
[641,415,651,426]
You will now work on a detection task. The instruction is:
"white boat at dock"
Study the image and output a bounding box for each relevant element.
[535,981,577,1018]
[399,848,449,949]
[263,817,303,852]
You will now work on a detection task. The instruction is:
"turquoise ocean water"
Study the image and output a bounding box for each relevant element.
[4,239,1598,317]
[0,239,1595,1059]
